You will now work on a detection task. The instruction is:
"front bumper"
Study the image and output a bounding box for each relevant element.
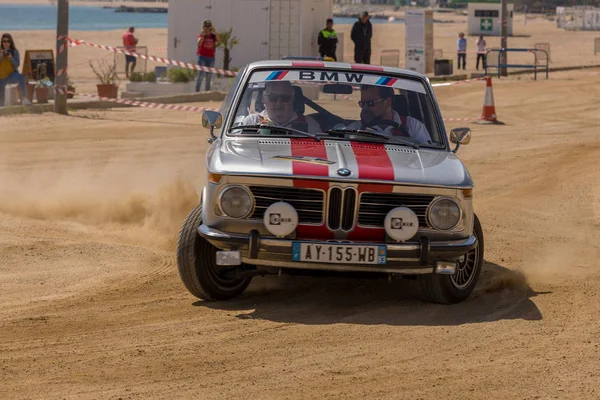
[198,225,477,275]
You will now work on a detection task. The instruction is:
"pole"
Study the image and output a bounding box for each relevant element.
[54,0,69,115]
[500,0,508,77]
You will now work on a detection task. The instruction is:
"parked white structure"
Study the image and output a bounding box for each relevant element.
[168,0,334,71]
[467,2,513,37]
[557,6,600,31]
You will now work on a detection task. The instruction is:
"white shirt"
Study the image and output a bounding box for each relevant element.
[241,110,321,135]
[477,39,486,52]
[345,111,432,144]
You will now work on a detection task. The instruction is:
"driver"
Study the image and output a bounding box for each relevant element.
[241,81,321,134]
[346,85,431,144]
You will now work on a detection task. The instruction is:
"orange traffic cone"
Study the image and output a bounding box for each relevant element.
[476,76,503,125]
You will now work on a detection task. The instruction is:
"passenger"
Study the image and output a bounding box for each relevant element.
[241,81,321,134]
[346,85,430,144]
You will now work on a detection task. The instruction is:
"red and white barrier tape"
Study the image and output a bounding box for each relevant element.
[443,117,482,122]
[57,89,480,123]
[432,76,488,87]
[69,38,237,77]
[69,91,220,112]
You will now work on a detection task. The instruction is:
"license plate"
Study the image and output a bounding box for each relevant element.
[292,242,387,265]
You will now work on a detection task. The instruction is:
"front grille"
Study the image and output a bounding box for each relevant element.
[248,186,324,224]
[327,187,357,231]
[358,193,435,228]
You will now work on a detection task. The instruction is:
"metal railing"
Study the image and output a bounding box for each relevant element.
[534,42,551,63]
[484,48,549,80]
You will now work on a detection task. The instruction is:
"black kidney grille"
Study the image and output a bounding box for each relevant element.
[248,186,324,224]
[358,193,435,228]
[341,189,357,231]
[327,187,343,230]
[327,187,357,231]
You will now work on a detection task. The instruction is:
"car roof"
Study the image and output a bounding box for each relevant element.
[244,60,429,81]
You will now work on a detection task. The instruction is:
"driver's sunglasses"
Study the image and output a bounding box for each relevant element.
[267,93,292,103]
[358,98,386,108]
[1,40,10,43]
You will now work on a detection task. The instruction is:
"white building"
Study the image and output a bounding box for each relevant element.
[467,2,513,37]
[168,0,334,71]
[557,7,600,31]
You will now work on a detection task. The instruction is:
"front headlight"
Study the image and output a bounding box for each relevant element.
[219,186,254,218]
[428,198,461,230]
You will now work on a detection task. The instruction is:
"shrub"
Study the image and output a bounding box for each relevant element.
[167,67,196,83]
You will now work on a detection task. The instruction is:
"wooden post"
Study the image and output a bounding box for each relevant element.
[54,0,69,115]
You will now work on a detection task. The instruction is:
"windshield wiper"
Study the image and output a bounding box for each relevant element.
[231,124,320,141]
[323,129,420,149]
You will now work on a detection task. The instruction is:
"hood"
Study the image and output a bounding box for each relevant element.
[208,138,473,188]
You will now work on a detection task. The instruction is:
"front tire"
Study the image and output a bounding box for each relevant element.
[419,214,484,305]
[176,205,252,301]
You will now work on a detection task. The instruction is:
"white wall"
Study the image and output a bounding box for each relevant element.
[168,0,334,72]
[467,3,514,37]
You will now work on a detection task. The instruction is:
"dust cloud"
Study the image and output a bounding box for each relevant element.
[0,163,203,247]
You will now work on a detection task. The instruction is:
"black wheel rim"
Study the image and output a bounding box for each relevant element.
[451,244,480,290]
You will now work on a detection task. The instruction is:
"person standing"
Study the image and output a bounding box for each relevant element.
[457,32,467,70]
[476,35,486,70]
[195,20,221,92]
[0,33,31,106]
[318,18,338,61]
[122,26,139,79]
[351,12,372,64]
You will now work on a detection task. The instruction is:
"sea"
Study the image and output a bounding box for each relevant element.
[0,3,404,31]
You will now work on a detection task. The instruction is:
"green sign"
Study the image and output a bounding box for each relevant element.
[480,18,493,31]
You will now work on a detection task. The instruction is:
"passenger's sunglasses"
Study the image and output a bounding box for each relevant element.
[266,93,292,103]
[1,40,10,43]
[358,98,386,108]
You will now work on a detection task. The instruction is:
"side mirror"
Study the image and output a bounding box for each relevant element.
[450,127,471,153]
[202,110,223,143]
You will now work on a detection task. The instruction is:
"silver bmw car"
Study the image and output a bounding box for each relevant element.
[177,60,484,304]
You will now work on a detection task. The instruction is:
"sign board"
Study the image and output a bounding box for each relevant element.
[405,9,434,74]
[468,3,513,36]
[22,49,55,83]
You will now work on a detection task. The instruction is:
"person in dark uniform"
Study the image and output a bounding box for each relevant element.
[351,11,373,64]
[318,18,338,61]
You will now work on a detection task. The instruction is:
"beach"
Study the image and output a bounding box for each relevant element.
[3,4,600,399]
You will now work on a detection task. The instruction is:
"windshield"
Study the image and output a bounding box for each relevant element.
[227,68,445,147]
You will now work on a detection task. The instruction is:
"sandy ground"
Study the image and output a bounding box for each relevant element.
[2,68,600,399]
[4,10,600,96]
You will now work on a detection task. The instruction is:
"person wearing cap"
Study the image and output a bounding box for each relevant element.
[195,20,221,92]
[351,11,373,64]
[318,18,338,61]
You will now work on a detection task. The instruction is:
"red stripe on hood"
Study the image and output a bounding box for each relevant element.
[290,139,333,240]
[351,142,394,181]
[290,139,329,177]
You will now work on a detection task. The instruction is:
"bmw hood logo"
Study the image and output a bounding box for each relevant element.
[337,168,351,177]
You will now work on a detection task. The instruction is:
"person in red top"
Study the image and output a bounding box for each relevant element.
[122,26,139,79]
[195,20,221,92]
